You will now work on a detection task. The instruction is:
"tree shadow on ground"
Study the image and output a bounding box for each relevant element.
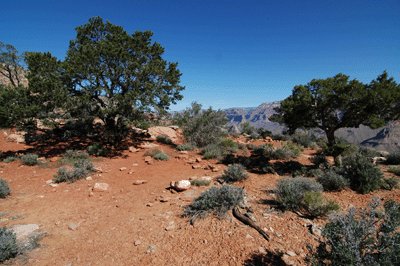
[243,251,287,266]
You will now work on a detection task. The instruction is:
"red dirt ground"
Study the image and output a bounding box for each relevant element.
[1,130,399,266]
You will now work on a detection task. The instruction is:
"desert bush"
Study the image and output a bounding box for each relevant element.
[275,177,323,211]
[3,156,19,163]
[257,127,272,139]
[271,134,291,141]
[340,153,384,194]
[310,198,400,266]
[183,185,244,224]
[0,226,18,263]
[310,154,330,169]
[190,179,211,186]
[172,102,228,147]
[358,147,381,158]
[381,177,399,190]
[291,133,318,148]
[386,151,400,165]
[145,148,169,161]
[218,138,237,149]
[222,164,249,183]
[201,144,225,160]
[63,150,90,160]
[20,153,38,166]
[176,143,196,151]
[316,168,349,191]
[388,166,400,176]
[253,144,274,157]
[87,143,107,156]
[54,159,94,183]
[0,178,11,198]
[246,143,257,150]
[270,142,302,159]
[303,191,340,218]
[240,121,255,135]
[156,134,173,145]
[73,159,95,172]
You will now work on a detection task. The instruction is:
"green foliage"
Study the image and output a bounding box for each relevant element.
[63,150,90,161]
[291,133,318,148]
[190,179,211,186]
[310,154,330,169]
[275,177,323,211]
[3,156,19,163]
[340,153,384,194]
[176,143,196,151]
[26,17,184,144]
[218,138,237,149]
[156,134,173,145]
[183,185,244,224]
[381,177,399,190]
[270,142,303,159]
[303,191,340,218]
[54,159,94,183]
[256,127,272,139]
[172,102,228,147]
[310,198,400,266]
[240,121,255,135]
[358,147,381,158]
[87,143,108,157]
[20,153,38,166]
[388,166,400,176]
[386,152,400,165]
[144,148,169,161]
[271,72,400,146]
[0,178,11,198]
[316,168,349,191]
[0,42,26,88]
[222,164,249,183]
[0,226,18,263]
[201,144,225,160]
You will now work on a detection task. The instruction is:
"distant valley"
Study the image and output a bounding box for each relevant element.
[224,101,400,153]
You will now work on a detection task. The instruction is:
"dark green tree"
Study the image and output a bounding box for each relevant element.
[0,42,26,88]
[240,121,255,135]
[270,72,400,146]
[26,16,185,143]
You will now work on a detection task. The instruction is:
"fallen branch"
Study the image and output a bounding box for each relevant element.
[232,206,270,241]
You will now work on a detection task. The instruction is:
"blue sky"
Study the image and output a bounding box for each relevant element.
[2,0,399,111]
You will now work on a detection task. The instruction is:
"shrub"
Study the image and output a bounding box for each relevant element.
[386,151,400,165]
[0,179,11,198]
[201,144,225,160]
[145,148,169,161]
[240,121,255,135]
[63,150,90,160]
[183,185,244,224]
[317,168,349,191]
[292,133,318,148]
[87,143,107,156]
[388,166,400,176]
[271,134,291,141]
[222,164,249,183]
[381,177,399,190]
[340,153,384,194]
[275,177,323,211]
[303,191,340,218]
[54,159,94,183]
[271,143,302,159]
[310,198,400,266]
[257,127,272,139]
[172,102,228,147]
[0,226,18,263]
[176,143,196,151]
[20,153,38,166]
[358,147,381,158]
[73,159,95,172]
[156,134,173,145]
[3,156,19,163]
[310,154,330,169]
[190,179,211,186]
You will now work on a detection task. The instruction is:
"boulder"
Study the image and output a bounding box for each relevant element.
[92,183,109,192]
[170,180,191,191]
[147,126,183,144]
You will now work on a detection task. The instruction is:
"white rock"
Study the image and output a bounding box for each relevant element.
[170,180,191,191]
[10,224,40,240]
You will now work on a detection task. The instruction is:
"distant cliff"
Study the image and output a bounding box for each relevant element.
[224,101,400,152]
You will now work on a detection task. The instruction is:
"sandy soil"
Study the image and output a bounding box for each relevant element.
[0,130,399,266]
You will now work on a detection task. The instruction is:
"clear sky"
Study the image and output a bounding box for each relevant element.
[2,0,399,111]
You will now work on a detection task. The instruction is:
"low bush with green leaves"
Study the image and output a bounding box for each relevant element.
[63,150,90,160]
[310,198,400,265]
[381,177,399,190]
[183,185,244,224]
[0,178,11,198]
[388,166,400,176]
[176,143,196,151]
[54,159,95,183]
[386,151,400,165]
[20,153,38,166]
[275,177,323,211]
[87,143,107,157]
[339,153,384,194]
[156,134,173,145]
[291,133,319,148]
[271,142,303,159]
[144,148,169,161]
[310,154,330,169]
[201,144,225,160]
[303,191,340,218]
[3,156,19,163]
[358,147,381,158]
[222,164,249,183]
[240,121,255,135]
[0,226,18,263]
[190,179,211,186]
[316,168,349,191]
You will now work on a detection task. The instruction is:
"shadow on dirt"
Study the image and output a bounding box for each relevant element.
[243,251,287,266]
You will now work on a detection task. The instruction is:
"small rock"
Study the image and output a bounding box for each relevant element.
[128,171,134,174]
[195,157,202,162]
[92,183,109,192]
[133,180,148,185]
[246,234,254,239]
[120,167,127,171]
[258,247,267,254]
[45,180,53,184]
[159,197,170,202]
[179,151,188,154]
[178,154,189,160]
[68,224,79,231]
[269,227,274,233]
[129,146,140,153]
[86,176,93,180]
[95,167,103,173]
[146,203,153,207]
[49,183,58,188]
[275,233,282,237]
[180,197,192,201]
[192,165,202,169]
[165,224,176,231]
[134,240,141,246]
[286,251,297,257]
[132,163,139,167]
